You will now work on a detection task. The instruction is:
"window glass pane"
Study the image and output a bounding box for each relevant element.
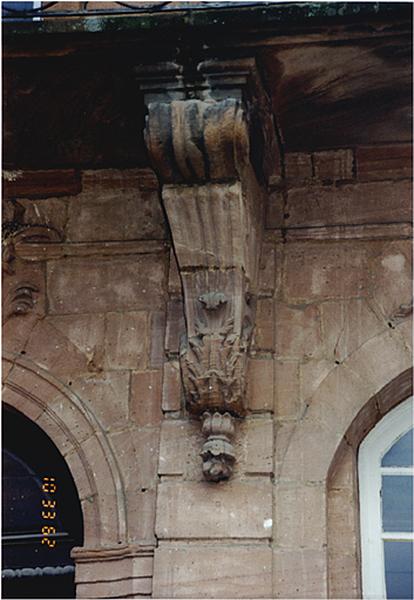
[382,475,413,532]
[382,428,414,467]
[384,541,413,600]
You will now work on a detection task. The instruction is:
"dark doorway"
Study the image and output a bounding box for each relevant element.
[2,404,84,598]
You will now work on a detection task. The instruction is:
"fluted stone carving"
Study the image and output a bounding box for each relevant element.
[138,58,274,481]
[145,98,249,184]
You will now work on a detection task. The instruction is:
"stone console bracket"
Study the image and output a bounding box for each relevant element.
[137,58,277,481]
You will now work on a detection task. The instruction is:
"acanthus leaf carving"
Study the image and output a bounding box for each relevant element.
[138,57,272,481]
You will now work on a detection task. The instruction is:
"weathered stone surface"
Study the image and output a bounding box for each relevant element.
[327,446,361,599]
[24,319,89,378]
[47,255,166,314]
[253,298,275,351]
[285,180,412,228]
[313,149,353,181]
[395,315,413,354]
[162,181,262,278]
[275,303,321,359]
[244,417,273,474]
[164,298,185,356]
[46,313,105,371]
[153,544,272,598]
[3,260,46,320]
[273,547,327,598]
[168,249,182,295]
[265,189,284,229]
[67,169,165,241]
[158,416,274,479]
[275,482,326,549]
[279,416,345,485]
[370,241,412,320]
[15,197,68,234]
[346,330,412,397]
[126,488,157,545]
[130,370,163,427]
[328,552,361,599]
[301,364,375,439]
[75,551,153,584]
[104,311,147,370]
[284,243,369,301]
[70,371,130,432]
[274,420,297,479]
[2,383,45,425]
[110,427,159,491]
[356,144,412,181]
[155,480,272,539]
[158,420,196,476]
[149,311,166,369]
[320,299,385,363]
[285,152,312,181]
[274,360,301,419]
[145,99,249,185]
[2,261,46,354]
[77,577,152,599]
[3,169,81,199]
[247,358,274,412]
[300,358,334,404]
[162,360,182,412]
[258,242,277,296]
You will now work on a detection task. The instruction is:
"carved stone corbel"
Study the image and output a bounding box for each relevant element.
[137,59,276,481]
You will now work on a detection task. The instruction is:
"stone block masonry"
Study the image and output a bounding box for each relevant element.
[3,157,412,599]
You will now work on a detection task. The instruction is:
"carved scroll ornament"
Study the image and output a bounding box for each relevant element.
[2,220,61,323]
[139,59,272,481]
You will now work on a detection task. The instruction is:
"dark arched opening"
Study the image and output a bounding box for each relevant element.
[2,404,84,599]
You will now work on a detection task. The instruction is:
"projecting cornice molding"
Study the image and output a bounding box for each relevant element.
[137,57,276,481]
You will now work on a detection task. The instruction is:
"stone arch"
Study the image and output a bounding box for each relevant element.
[274,327,412,598]
[2,351,128,549]
[280,328,412,484]
[326,367,412,598]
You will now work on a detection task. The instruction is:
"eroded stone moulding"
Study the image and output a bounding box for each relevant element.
[2,215,61,323]
[137,58,276,481]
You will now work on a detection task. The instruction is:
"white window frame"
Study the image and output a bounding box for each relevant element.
[358,397,414,599]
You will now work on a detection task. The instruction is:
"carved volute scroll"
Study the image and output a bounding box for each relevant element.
[2,207,62,323]
[137,58,275,481]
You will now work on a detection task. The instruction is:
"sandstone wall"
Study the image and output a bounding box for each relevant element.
[2,143,412,598]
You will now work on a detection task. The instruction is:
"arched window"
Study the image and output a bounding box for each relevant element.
[2,404,83,599]
[359,397,413,599]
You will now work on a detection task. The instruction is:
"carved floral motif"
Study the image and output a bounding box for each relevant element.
[139,58,270,481]
[200,412,236,482]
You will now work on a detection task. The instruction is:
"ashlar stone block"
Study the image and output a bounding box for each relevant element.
[155,480,272,539]
[247,358,274,412]
[244,417,273,474]
[47,255,166,314]
[70,371,130,432]
[153,544,272,598]
[274,360,301,419]
[162,360,182,412]
[275,303,322,360]
[273,547,327,598]
[284,242,369,302]
[104,311,147,370]
[67,169,165,242]
[130,370,163,427]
